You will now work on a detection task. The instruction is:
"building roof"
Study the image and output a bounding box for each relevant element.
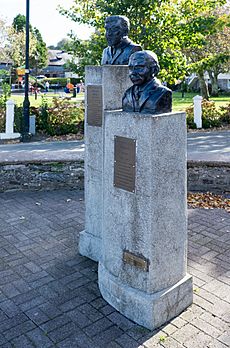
[48,50,74,66]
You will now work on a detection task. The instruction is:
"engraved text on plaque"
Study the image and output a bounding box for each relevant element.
[87,85,103,127]
[114,136,136,192]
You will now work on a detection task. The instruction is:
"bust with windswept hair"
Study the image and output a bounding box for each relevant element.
[101,15,142,65]
[122,51,172,114]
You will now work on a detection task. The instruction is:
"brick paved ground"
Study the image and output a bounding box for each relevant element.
[0,190,229,348]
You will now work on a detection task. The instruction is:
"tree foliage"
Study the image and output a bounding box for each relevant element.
[60,0,229,92]
[12,14,48,70]
[0,15,48,70]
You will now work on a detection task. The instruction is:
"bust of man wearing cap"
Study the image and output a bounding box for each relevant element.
[122,51,172,114]
[101,15,142,65]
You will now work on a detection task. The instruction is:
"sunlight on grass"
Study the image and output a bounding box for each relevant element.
[9,91,230,111]
[172,92,230,112]
[10,92,84,107]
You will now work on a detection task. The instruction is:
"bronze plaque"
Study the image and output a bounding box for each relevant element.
[123,250,149,272]
[114,136,136,192]
[87,85,103,127]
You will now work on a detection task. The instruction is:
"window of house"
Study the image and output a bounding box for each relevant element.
[228,79,230,89]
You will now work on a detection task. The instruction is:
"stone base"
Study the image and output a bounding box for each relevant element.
[99,263,193,330]
[0,132,21,140]
[79,230,101,262]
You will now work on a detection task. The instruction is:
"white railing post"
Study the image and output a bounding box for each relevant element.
[193,95,202,129]
[5,99,15,134]
[0,99,21,140]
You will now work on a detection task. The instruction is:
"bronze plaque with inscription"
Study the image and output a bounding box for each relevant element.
[114,136,136,192]
[123,250,149,272]
[87,85,103,127]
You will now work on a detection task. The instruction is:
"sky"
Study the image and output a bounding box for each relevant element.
[1,0,93,46]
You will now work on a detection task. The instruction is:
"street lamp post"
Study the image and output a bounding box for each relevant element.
[35,55,38,100]
[22,0,31,142]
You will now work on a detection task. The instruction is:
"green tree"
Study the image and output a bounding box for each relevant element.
[60,0,228,94]
[10,14,48,70]
[31,27,48,70]
[13,14,28,32]
[183,6,230,98]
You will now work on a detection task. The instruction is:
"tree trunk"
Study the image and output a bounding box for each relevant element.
[208,70,219,97]
[198,73,209,100]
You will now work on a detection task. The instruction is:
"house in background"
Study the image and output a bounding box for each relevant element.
[217,73,230,91]
[41,50,78,79]
[188,72,230,92]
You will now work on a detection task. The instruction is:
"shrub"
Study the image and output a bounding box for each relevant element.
[1,83,11,102]
[0,102,5,132]
[14,106,23,133]
[36,97,84,136]
[185,99,222,129]
[185,105,197,129]
[219,103,230,124]
[201,100,222,128]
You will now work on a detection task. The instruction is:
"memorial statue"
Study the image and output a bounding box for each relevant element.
[122,51,172,114]
[101,15,142,65]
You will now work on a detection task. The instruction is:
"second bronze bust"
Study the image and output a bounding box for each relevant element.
[122,51,172,114]
[101,15,142,65]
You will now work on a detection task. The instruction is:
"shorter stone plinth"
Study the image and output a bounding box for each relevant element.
[100,264,192,330]
[98,110,193,330]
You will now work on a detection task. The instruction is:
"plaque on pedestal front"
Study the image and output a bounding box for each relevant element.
[114,136,136,193]
[87,85,103,127]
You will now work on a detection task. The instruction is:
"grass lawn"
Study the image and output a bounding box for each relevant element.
[10,92,84,107]
[9,91,230,111]
[172,92,230,111]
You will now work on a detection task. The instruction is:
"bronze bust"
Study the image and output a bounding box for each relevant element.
[101,15,142,65]
[122,51,172,114]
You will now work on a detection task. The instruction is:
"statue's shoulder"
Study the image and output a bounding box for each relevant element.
[160,85,172,94]
[128,41,142,51]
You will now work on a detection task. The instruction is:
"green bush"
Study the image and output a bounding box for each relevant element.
[0,96,84,136]
[36,97,84,136]
[185,110,197,129]
[14,106,23,133]
[219,103,230,124]
[0,103,5,132]
[185,99,222,129]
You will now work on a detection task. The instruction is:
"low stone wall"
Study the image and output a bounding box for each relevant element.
[188,161,230,194]
[0,159,229,193]
[0,160,84,192]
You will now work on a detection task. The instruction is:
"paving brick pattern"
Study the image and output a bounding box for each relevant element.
[0,190,229,347]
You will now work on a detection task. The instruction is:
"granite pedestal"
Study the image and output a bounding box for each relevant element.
[79,66,131,261]
[98,110,193,329]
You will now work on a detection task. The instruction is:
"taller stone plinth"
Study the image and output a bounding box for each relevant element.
[79,65,131,261]
[98,110,193,330]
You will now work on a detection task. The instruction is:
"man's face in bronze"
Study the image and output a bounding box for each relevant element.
[105,20,124,47]
[129,54,153,86]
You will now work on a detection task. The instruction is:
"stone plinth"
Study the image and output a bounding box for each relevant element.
[79,66,131,261]
[98,110,193,329]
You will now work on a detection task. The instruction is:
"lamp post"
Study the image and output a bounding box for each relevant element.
[35,54,38,100]
[22,0,31,142]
